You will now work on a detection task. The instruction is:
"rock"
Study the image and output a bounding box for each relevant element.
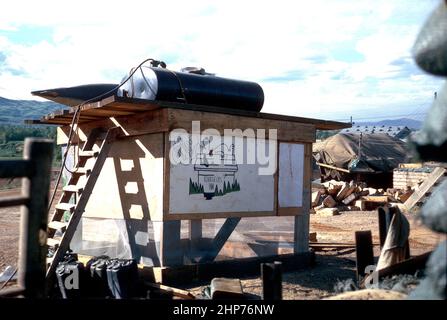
[411,82,447,162]
[409,241,447,300]
[413,1,447,76]
[316,208,340,216]
[420,180,447,233]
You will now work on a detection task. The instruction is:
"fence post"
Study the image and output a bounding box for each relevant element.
[17,138,53,298]
[261,261,282,300]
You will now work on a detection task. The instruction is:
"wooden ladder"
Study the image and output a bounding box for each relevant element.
[45,126,122,280]
[404,167,447,211]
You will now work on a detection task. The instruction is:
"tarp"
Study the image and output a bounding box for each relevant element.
[314,133,410,173]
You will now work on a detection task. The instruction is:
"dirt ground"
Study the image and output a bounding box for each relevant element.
[0,187,444,299]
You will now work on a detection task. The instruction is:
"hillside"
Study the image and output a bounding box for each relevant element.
[0,96,65,125]
[355,118,423,130]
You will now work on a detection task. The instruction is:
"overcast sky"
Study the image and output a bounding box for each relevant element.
[0,0,443,121]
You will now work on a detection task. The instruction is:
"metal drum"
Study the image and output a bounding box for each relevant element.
[117,66,264,112]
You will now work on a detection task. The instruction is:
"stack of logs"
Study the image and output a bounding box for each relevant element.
[311,180,414,216]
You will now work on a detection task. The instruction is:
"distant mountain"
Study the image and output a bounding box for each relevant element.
[354,118,423,130]
[0,96,65,125]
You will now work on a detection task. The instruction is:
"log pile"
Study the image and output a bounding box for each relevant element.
[311,180,415,215]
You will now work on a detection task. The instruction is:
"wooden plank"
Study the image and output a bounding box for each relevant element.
[46,238,60,247]
[404,167,446,210]
[57,108,169,145]
[75,95,350,129]
[261,262,282,300]
[189,220,202,255]
[201,217,241,263]
[144,282,195,299]
[167,108,317,143]
[355,230,375,282]
[294,143,311,253]
[55,203,75,212]
[316,162,350,173]
[362,251,432,288]
[62,185,83,193]
[159,221,182,266]
[0,196,28,208]
[0,160,33,178]
[47,221,67,230]
[398,163,423,169]
[78,150,99,157]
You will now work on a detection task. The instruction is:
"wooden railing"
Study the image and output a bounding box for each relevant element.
[0,138,53,298]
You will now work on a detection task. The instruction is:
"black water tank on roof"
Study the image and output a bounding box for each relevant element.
[117,67,264,112]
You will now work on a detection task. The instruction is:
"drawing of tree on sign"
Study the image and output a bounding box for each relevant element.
[190,140,240,200]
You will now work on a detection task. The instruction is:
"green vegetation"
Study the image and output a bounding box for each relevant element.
[0,124,61,163]
[189,178,241,196]
[189,178,204,194]
[0,96,64,125]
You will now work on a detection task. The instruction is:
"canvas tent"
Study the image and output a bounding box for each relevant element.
[313,133,410,186]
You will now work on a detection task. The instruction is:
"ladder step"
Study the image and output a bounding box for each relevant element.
[72,167,91,176]
[55,203,76,213]
[63,185,84,194]
[47,238,60,248]
[46,257,54,265]
[79,150,99,158]
[48,221,68,230]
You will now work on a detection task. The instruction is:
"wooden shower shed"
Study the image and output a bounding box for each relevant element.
[28,96,349,280]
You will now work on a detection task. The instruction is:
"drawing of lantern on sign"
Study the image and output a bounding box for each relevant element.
[190,140,240,200]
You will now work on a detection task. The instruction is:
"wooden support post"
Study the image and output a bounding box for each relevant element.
[18,138,53,298]
[201,217,240,263]
[261,261,282,300]
[294,214,310,253]
[355,230,375,283]
[160,220,182,267]
[294,143,311,253]
[189,219,202,250]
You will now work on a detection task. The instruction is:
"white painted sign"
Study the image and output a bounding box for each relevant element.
[169,133,275,214]
[278,143,304,207]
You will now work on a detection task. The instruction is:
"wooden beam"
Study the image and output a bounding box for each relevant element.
[28,94,350,129]
[159,220,182,266]
[201,217,241,263]
[0,196,29,208]
[404,167,446,210]
[355,230,375,283]
[316,162,350,173]
[0,160,33,178]
[144,282,195,299]
[261,261,282,300]
[362,251,432,288]
[18,138,54,298]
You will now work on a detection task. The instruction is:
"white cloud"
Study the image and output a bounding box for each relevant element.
[0,0,443,121]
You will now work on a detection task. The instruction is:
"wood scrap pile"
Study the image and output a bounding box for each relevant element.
[311,180,414,215]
